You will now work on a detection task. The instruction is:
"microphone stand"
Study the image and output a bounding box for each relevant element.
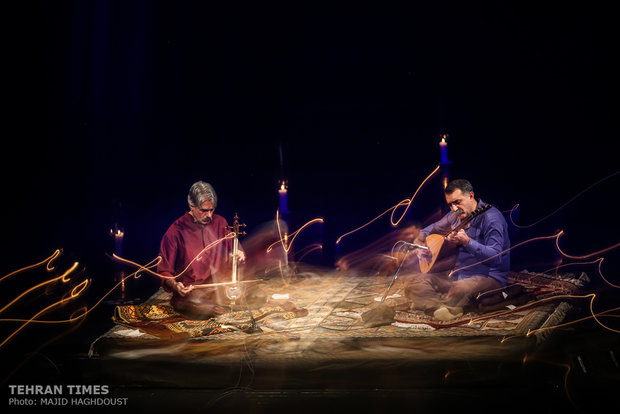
[379,248,412,303]
[361,248,412,327]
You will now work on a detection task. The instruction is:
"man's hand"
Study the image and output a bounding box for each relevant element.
[412,239,432,260]
[232,250,246,262]
[446,229,470,247]
[165,279,193,296]
[416,247,432,260]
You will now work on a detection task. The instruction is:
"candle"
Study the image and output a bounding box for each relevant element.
[278,180,289,214]
[439,134,449,164]
[110,225,126,299]
[110,226,124,257]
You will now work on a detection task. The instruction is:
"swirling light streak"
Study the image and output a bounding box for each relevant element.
[476,257,608,301]
[449,231,565,277]
[540,257,603,276]
[475,283,521,301]
[336,165,440,244]
[111,233,234,282]
[267,210,324,254]
[554,237,620,260]
[471,293,596,327]
[112,232,270,289]
[0,229,282,348]
[0,278,90,348]
[68,257,159,317]
[113,253,247,288]
[527,301,620,337]
[520,354,576,409]
[292,243,323,264]
[509,170,619,229]
[389,165,441,227]
[540,257,620,289]
[1,243,245,348]
[0,251,93,349]
[336,199,410,245]
[492,294,620,346]
[593,257,619,289]
[0,258,160,327]
[450,229,618,279]
[476,257,608,300]
[273,243,324,285]
[0,249,62,284]
[3,307,88,383]
[0,261,79,314]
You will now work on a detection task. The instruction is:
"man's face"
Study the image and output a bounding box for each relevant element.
[191,200,215,225]
[445,189,477,219]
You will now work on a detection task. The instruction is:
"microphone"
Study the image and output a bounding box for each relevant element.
[401,242,429,250]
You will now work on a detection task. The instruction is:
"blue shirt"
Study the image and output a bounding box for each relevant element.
[420,200,510,286]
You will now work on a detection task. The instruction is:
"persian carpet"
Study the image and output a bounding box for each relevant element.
[95,269,589,361]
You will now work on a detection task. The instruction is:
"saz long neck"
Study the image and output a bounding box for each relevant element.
[443,204,491,238]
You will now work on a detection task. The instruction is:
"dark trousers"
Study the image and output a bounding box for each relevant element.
[404,272,503,311]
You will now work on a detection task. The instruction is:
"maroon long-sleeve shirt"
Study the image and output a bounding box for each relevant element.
[157,212,239,289]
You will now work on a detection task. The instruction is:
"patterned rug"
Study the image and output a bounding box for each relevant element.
[105,269,589,344]
[313,270,589,339]
[112,301,308,340]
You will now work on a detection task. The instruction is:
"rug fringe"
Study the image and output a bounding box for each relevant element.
[534,301,571,344]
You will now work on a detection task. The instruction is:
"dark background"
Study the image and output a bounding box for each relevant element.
[1,3,619,413]
[2,1,618,299]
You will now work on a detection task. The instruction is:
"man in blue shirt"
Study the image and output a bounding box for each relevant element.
[405,179,510,320]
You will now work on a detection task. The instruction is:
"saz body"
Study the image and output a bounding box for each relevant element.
[418,204,492,274]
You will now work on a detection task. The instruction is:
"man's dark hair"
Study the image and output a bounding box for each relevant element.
[445,179,473,195]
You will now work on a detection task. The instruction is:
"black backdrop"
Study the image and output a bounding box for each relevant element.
[3,2,618,296]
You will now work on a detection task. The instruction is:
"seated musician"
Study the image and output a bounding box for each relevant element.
[156,181,265,319]
[405,179,510,320]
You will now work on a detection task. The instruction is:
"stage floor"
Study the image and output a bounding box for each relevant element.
[9,323,618,413]
[3,268,619,413]
[92,268,588,361]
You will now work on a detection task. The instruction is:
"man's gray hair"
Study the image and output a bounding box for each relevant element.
[188,181,218,208]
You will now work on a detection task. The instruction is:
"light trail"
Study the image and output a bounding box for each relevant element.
[267,210,324,254]
[0,257,160,326]
[336,165,440,244]
[0,249,62,284]
[0,278,90,348]
[111,233,235,282]
[494,294,620,345]
[509,170,619,229]
[554,238,620,260]
[336,200,410,245]
[0,261,79,314]
[470,293,596,326]
[541,257,620,289]
[390,165,441,227]
[450,231,565,276]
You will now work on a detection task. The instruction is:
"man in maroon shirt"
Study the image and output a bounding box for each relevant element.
[157,181,260,319]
